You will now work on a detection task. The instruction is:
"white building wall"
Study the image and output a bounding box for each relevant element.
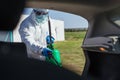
[13,15,65,42]
[54,20,65,41]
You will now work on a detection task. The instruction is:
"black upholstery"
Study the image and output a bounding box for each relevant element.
[0,0,25,30]
[0,42,81,80]
[0,42,27,58]
[82,51,120,80]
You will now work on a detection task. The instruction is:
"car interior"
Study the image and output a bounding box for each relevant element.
[82,7,120,80]
[0,0,120,80]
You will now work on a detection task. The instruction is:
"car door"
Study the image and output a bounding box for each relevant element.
[82,7,120,80]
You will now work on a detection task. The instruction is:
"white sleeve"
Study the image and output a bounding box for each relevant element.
[19,25,43,54]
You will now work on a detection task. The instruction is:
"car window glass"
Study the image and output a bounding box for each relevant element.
[111,16,120,26]
[1,8,88,75]
[108,7,120,27]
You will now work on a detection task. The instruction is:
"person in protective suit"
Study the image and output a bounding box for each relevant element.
[19,8,56,61]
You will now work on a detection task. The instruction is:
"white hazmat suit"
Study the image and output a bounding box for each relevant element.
[19,9,56,61]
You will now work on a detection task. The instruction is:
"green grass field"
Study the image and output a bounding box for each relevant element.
[54,31,86,75]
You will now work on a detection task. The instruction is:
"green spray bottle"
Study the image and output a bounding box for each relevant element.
[46,15,62,67]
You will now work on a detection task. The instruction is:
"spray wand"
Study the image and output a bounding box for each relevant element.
[46,14,62,67]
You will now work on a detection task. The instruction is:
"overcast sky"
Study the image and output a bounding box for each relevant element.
[23,8,88,29]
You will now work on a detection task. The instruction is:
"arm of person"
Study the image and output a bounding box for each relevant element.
[19,23,45,60]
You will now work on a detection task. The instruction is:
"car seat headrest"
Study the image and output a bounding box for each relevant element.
[0,0,26,31]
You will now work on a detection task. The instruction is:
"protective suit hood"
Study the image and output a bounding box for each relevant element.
[29,9,49,24]
[33,8,48,13]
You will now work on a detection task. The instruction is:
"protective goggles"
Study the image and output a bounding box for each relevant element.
[34,10,48,15]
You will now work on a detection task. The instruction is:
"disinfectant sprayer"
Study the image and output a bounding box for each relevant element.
[46,15,62,67]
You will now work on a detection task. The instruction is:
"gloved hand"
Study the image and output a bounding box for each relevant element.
[42,48,52,57]
[46,35,55,44]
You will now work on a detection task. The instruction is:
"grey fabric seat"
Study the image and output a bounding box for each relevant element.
[0,42,81,80]
[82,51,120,80]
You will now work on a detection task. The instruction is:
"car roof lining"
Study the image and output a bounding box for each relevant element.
[25,0,120,20]
[27,0,118,7]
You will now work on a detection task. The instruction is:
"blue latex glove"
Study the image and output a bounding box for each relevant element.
[46,35,55,44]
[42,48,52,57]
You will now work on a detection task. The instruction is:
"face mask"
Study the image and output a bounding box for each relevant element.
[36,14,48,23]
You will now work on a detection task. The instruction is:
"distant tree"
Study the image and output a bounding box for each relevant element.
[65,28,87,32]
